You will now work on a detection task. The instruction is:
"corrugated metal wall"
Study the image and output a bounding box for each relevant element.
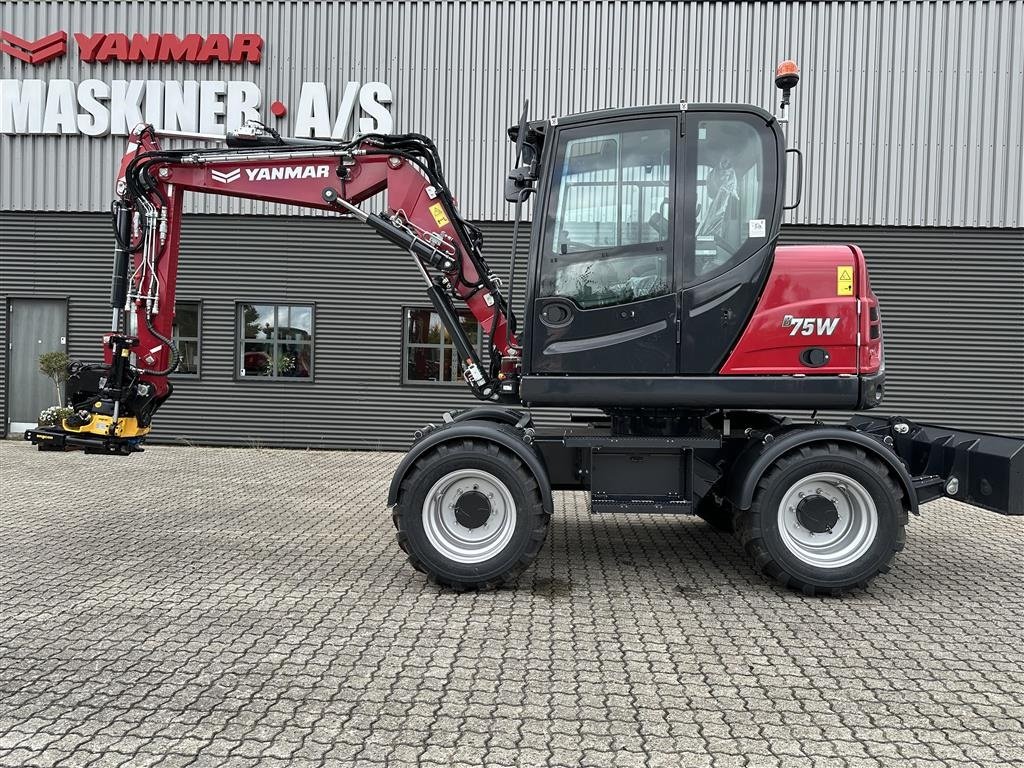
[2,1,1022,226]
[3,212,1022,446]
[0,211,569,448]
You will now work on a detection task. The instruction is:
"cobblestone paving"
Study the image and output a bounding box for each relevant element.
[1,440,1022,768]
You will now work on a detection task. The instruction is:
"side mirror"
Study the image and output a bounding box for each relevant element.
[504,166,535,203]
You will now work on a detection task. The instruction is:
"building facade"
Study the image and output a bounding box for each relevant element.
[2,0,1022,449]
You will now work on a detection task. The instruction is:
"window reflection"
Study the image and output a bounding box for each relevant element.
[543,121,673,309]
[238,303,314,379]
[694,119,767,277]
[171,301,201,376]
[404,308,482,384]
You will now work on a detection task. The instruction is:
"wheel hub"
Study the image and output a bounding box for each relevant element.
[777,472,880,569]
[795,494,839,533]
[454,490,491,529]
[421,469,518,565]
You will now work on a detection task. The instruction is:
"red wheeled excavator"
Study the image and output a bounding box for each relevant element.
[27,62,1023,595]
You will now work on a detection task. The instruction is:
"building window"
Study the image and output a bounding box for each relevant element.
[238,303,314,379]
[403,308,482,385]
[172,301,201,376]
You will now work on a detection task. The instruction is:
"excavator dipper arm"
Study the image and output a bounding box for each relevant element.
[28,122,520,454]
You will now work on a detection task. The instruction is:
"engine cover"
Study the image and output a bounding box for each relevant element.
[720,244,881,376]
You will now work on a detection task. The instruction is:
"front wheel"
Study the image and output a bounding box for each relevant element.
[735,443,908,596]
[392,439,549,590]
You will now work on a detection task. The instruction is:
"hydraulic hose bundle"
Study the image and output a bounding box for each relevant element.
[112,130,190,376]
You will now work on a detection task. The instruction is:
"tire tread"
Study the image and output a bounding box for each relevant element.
[392,438,549,591]
[736,441,908,596]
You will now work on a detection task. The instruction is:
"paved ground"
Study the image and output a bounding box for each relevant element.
[1,441,1022,768]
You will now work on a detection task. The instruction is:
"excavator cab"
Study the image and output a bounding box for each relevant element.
[511,104,792,406]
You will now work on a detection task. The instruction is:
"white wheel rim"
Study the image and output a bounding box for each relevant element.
[421,469,517,564]
[777,472,879,569]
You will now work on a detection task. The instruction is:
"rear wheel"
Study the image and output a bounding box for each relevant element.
[393,439,549,590]
[735,443,907,595]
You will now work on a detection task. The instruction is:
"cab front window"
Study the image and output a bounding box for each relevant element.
[542,118,675,309]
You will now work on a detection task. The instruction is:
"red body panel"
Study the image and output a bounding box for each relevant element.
[721,245,881,376]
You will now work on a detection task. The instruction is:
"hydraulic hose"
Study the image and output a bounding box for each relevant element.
[132,312,180,378]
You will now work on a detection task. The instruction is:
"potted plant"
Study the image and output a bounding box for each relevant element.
[38,350,70,407]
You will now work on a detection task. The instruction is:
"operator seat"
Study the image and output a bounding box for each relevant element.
[697,157,739,239]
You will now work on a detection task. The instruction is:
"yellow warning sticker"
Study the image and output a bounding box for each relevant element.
[429,202,450,228]
[837,265,854,296]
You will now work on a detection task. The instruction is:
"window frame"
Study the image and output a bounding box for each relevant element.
[400,306,485,388]
[234,301,316,383]
[537,114,679,311]
[170,299,202,379]
[680,109,782,286]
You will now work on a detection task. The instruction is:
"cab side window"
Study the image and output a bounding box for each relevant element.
[542,120,674,309]
[694,119,768,278]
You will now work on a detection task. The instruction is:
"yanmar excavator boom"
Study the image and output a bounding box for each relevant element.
[27,63,1023,595]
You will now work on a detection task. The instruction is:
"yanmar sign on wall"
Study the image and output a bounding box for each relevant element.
[0,29,393,138]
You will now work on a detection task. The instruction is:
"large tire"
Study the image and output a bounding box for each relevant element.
[735,442,908,596]
[393,438,549,591]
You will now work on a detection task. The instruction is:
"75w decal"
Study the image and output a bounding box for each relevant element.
[782,315,839,336]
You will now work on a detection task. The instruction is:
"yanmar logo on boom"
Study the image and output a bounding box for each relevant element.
[212,165,332,184]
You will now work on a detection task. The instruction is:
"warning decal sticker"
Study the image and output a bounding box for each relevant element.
[837,266,854,296]
[429,202,450,228]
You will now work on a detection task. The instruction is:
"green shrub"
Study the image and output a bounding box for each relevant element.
[38,350,71,407]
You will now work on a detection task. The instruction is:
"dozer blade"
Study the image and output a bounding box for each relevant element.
[849,416,1023,516]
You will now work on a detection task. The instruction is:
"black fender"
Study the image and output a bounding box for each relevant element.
[387,420,553,514]
[446,406,530,427]
[723,426,919,515]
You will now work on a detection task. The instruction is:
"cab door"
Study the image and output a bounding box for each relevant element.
[678,108,785,373]
[527,115,680,375]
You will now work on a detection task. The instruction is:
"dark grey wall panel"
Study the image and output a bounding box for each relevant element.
[2,212,1021,447]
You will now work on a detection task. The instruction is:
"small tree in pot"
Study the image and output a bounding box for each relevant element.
[38,350,70,407]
